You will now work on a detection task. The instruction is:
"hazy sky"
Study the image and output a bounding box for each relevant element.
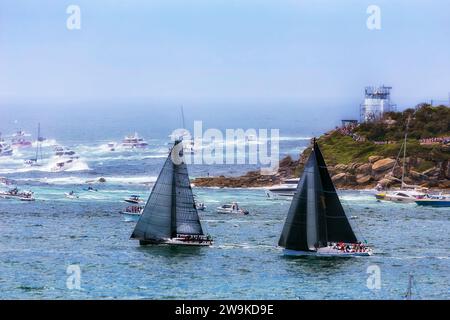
[1,0,449,109]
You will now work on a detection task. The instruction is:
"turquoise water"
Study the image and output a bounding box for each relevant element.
[0,104,449,299]
[0,185,448,299]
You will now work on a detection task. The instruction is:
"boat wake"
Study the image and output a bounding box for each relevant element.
[14,175,157,186]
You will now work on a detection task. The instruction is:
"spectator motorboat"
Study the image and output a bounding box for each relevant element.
[11,130,32,148]
[0,187,35,201]
[122,132,148,148]
[265,178,299,200]
[216,202,249,215]
[124,195,143,204]
[0,142,13,156]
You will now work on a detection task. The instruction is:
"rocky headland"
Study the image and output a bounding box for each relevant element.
[193,104,450,190]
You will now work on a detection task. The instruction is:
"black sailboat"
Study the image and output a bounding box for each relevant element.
[131,139,212,246]
[278,139,372,256]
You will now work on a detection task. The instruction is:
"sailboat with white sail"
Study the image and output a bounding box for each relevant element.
[24,123,44,167]
[278,139,372,257]
[130,139,212,246]
[375,116,426,203]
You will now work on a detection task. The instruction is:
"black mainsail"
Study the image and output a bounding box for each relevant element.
[278,139,357,252]
[131,140,205,243]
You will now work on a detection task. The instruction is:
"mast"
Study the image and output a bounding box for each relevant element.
[401,116,411,188]
[35,123,41,162]
[170,162,177,238]
[405,274,413,300]
[180,105,186,130]
[131,140,204,241]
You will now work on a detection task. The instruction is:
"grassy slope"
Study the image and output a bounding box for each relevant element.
[317,132,449,167]
[300,105,450,171]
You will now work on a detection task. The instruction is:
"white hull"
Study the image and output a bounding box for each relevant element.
[139,237,212,247]
[0,194,35,201]
[265,190,294,200]
[216,208,248,215]
[283,247,372,257]
[376,194,418,203]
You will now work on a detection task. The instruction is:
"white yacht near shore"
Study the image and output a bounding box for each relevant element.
[265,178,299,200]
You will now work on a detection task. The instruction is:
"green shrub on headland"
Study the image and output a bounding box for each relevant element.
[317,104,450,166]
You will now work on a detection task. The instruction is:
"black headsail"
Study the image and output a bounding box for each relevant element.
[131,140,204,241]
[278,139,357,251]
[314,140,357,243]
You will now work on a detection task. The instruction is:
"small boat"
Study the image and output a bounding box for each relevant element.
[0,188,35,201]
[195,202,206,211]
[131,139,213,247]
[107,142,116,151]
[124,195,143,204]
[11,130,32,148]
[0,142,13,156]
[375,189,425,203]
[121,205,144,216]
[0,177,15,186]
[65,191,79,199]
[216,203,249,215]
[415,194,450,207]
[278,139,372,257]
[122,132,148,148]
[50,159,75,172]
[54,146,76,157]
[265,178,299,200]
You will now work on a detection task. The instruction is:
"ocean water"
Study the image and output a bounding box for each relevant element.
[0,104,449,299]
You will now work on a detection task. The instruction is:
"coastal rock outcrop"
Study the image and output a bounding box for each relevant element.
[356,174,372,184]
[372,158,396,172]
[368,155,383,163]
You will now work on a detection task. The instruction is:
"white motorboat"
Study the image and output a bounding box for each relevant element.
[120,205,144,216]
[65,191,79,199]
[195,201,206,211]
[216,202,249,215]
[107,142,116,151]
[0,142,13,156]
[265,178,299,200]
[51,159,75,172]
[11,130,32,148]
[124,195,143,204]
[54,146,76,157]
[122,132,148,148]
[0,188,35,201]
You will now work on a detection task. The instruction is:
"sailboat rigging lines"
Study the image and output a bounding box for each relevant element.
[130,139,212,246]
[278,139,372,257]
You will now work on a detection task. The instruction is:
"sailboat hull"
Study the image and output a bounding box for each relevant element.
[139,238,212,247]
[283,247,372,257]
[375,193,418,203]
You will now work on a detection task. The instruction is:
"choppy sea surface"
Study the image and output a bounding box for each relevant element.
[0,104,449,299]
